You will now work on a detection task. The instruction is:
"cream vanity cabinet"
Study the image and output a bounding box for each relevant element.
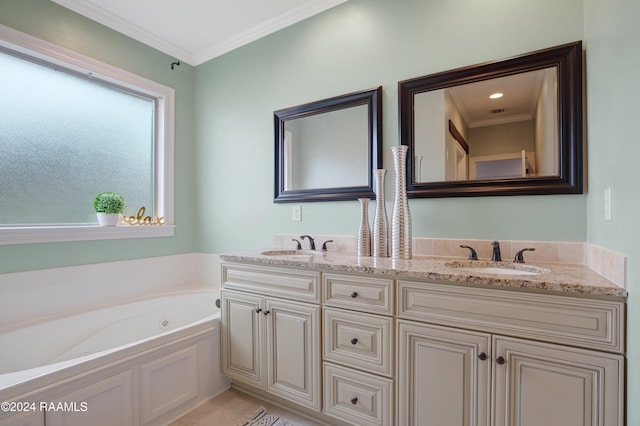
[397,280,625,426]
[322,273,395,426]
[220,263,322,411]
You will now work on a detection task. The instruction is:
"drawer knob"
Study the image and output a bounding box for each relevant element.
[478,352,487,361]
[350,397,358,405]
[350,338,358,345]
[255,308,262,314]
[263,310,270,316]
[350,291,358,298]
[496,356,506,365]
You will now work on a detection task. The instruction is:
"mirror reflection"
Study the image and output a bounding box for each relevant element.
[274,87,382,203]
[399,41,583,198]
[414,68,559,182]
[283,104,369,190]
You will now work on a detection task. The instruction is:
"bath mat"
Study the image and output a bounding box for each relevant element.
[235,406,292,426]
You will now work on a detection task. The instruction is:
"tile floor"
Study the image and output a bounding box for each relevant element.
[170,388,323,426]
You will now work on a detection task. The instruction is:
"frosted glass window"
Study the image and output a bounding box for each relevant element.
[0,49,155,225]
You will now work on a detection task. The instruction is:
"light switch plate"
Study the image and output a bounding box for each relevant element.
[604,187,612,221]
[292,205,302,222]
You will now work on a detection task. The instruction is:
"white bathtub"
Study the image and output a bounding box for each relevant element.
[0,292,218,376]
[0,286,231,426]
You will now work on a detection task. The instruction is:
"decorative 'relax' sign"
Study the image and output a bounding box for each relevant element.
[120,207,165,226]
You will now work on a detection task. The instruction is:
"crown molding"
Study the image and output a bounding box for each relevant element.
[51,0,348,66]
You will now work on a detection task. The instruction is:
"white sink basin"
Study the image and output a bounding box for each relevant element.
[260,249,323,258]
[445,261,549,276]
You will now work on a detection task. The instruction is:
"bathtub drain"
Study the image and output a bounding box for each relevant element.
[160,318,171,329]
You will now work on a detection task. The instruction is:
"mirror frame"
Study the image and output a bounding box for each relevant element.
[274,86,382,202]
[398,41,583,198]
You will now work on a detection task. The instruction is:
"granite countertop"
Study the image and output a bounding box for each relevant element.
[220,249,627,299]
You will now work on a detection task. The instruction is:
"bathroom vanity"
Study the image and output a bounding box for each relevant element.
[219,250,625,426]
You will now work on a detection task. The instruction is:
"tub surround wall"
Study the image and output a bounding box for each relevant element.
[0,253,222,331]
[274,234,627,289]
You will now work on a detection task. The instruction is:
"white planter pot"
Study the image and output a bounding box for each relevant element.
[97,212,121,226]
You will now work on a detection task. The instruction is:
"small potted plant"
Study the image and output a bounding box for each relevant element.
[93,192,126,226]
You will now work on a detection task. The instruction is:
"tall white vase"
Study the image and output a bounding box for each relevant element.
[391,146,412,259]
[372,169,388,257]
[357,198,371,257]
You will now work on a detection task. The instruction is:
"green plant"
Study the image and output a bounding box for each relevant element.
[93,192,126,214]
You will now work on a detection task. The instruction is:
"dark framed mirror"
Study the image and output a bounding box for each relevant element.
[274,87,382,202]
[399,41,583,198]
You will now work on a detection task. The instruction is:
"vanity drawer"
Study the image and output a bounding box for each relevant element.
[323,273,393,315]
[323,362,393,426]
[221,263,320,303]
[397,280,625,353]
[323,307,393,377]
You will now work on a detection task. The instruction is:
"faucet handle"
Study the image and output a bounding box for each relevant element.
[514,248,535,263]
[460,245,478,260]
[300,235,316,250]
[291,239,302,250]
[322,240,334,251]
[491,240,502,262]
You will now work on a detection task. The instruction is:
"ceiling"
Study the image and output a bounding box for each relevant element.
[448,69,550,128]
[51,0,349,66]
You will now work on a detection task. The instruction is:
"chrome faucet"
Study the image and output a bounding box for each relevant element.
[491,240,502,261]
[300,235,316,250]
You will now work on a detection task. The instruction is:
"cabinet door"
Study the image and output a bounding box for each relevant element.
[265,298,321,411]
[492,336,624,426]
[397,320,491,426]
[220,290,265,387]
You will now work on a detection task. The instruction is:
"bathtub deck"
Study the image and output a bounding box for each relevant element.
[170,388,322,426]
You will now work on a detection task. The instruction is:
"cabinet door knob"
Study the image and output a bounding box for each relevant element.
[350,338,358,345]
[263,310,270,316]
[478,352,487,361]
[255,307,262,314]
[496,356,506,365]
[350,397,358,405]
[350,291,358,298]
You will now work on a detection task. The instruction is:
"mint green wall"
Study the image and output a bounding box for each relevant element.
[0,0,196,273]
[583,0,640,422]
[194,0,586,254]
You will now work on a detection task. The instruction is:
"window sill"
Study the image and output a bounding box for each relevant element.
[0,225,175,245]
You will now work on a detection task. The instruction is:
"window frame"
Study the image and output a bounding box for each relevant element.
[0,24,175,244]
